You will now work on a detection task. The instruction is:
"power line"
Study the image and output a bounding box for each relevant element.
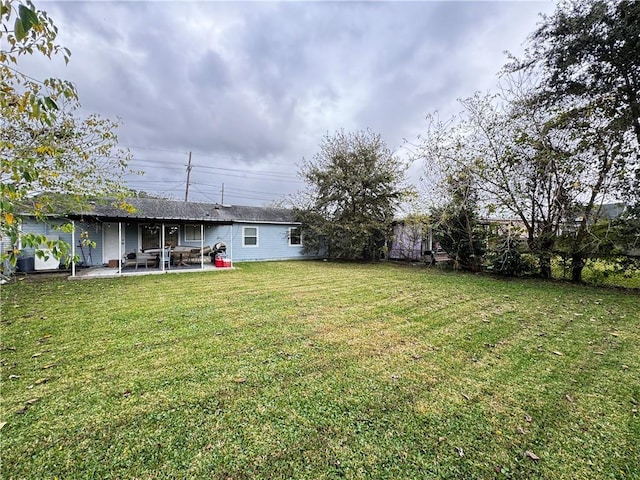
[125,157,302,182]
[123,144,297,168]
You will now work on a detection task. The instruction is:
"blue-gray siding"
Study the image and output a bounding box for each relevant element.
[14,217,320,266]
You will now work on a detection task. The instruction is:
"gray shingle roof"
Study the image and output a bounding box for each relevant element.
[69,198,297,224]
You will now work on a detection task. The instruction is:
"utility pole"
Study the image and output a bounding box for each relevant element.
[184,151,192,202]
[221,183,224,204]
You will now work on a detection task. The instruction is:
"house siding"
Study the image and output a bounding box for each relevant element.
[15,218,75,260]
[77,221,103,266]
[12,197,323,270]
[231,223,313,262]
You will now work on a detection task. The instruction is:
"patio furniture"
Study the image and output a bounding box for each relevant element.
[160,247,171,269]
[123,251,156,270]
[171,245,212,266]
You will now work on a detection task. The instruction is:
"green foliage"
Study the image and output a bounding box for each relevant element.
[432,168,484,272]
[0,0,134,266]
[509,0,640,280]
[519,0,640,149]
[487,237,533,277]
[296,129,413,260]
[419,0,638,282]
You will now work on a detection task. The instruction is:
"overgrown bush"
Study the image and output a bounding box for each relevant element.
[487,237,533,277]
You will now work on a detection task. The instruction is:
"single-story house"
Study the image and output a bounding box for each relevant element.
[9,197,320,277]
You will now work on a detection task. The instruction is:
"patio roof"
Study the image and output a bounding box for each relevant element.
[66,197,298,224]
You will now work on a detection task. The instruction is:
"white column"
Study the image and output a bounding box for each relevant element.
[200,224,204,270]
[161,223,165,272]
[118,222,122,275]
[71,220,76,278]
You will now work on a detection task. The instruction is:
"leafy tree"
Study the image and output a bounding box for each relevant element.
[417,87,564,278]
[1,0,133,266]
[508,0,640,281]
[417,0,638,282]
[295,129,413,261]
[417,64,635,281]
[511,0,639,147]
[488,236,531,277]
[431,167,485,271]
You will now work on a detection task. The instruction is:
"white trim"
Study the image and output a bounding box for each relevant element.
[242,226,259,247]
[71,220,76,277]
[118,222,122,275]
[161,223,165,271]
[200,224,204,270]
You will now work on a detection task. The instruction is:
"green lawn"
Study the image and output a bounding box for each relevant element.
[1,261,638,479]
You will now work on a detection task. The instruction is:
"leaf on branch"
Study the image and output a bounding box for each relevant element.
[18,4,40,32]
[14,16,26,41]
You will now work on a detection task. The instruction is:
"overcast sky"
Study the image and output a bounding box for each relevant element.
[27,0,556,207]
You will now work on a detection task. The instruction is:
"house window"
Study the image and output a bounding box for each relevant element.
[289,227,302,246]
[243,227,258,247]
[185,225,201,241]
[140,224,179,250]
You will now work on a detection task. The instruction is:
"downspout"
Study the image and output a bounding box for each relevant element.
[200,223,204,270]
[71,220,76,278]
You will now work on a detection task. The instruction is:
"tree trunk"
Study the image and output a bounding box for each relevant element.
[571,252,585,282]
[539,254,552,279]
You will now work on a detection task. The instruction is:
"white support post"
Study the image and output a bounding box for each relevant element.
[71,220,76,278]
[161,223,165,272]
[200,224,204,270]
[229,224,233,264]
[118,222,122,275]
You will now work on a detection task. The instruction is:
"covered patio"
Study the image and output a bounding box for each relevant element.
[70,260,232,279]
[69,218,232,278]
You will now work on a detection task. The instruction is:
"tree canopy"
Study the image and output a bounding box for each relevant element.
[416,0,638,281]
[1,0,133,265]
[295,129,413,261]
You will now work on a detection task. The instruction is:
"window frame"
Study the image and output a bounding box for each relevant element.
[139,224,179,250]
[288,226,302,247]
[242,226,259,247]
[184,224,202,242]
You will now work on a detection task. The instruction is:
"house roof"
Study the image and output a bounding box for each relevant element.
[67,198,297,224]
[598,203,626,221]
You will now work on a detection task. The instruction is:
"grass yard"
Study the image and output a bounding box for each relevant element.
[1,261,639,479]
